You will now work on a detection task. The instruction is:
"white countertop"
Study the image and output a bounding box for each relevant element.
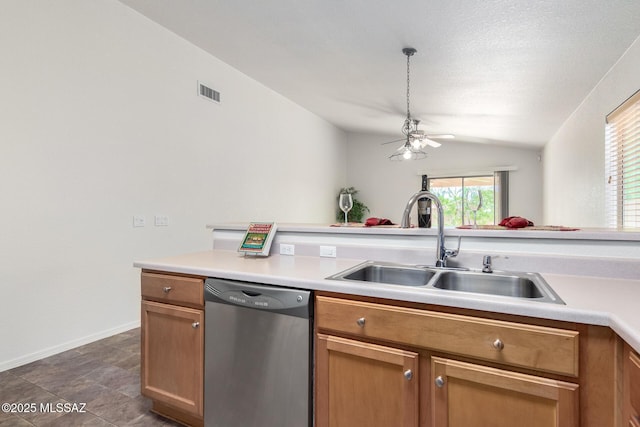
[134,249,640,353]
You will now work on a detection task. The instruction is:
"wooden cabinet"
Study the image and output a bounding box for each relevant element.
[623,344,640,427]
[315,333,419,427]
[316,295,579,376]
[431,357,578,427]
[315,294,582,427]
[141,271,204,427]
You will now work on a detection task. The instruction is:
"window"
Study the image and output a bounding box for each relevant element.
[605,90,640,229]
[427,172,509,227]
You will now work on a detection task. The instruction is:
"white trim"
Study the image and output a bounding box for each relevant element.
[417,165,518,178]
[0,321,140,372]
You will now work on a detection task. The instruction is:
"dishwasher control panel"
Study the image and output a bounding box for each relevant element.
[204,278,311,318]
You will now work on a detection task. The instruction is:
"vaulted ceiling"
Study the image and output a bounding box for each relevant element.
[119,0,640,147]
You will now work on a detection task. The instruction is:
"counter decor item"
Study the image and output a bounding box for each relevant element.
[499,216,533,228]
[238,222,277,256]
[338,192,353,225]
[335,187,369,223]
[364,217,395,226]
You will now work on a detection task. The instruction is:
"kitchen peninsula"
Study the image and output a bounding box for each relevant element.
[135,223,640,427]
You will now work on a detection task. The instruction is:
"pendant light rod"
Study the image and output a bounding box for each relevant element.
[402,48,417,121]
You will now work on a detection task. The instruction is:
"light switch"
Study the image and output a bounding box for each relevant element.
[154,215,169,226]
[133,216,145,227]
[320,246,337,258]
[280,244,295,256]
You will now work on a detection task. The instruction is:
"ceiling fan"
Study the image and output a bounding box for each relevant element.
[385,47,454,161]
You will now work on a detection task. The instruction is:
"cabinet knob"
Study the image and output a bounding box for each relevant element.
[162,286,172,293]
[192,322,200,329]
[493,338,505,351]
[435,376,445,388]
[356,317,366,327]
[403,369,413,380]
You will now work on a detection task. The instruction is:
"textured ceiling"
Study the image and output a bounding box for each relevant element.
[119,0,640,147]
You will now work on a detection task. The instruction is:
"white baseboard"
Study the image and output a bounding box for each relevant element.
[0,320,141,373]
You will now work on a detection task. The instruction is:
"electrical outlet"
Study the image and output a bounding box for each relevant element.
[320,246,337,258]
[133,215,145,227]
[154,215,169,226]
[280,244,295,256]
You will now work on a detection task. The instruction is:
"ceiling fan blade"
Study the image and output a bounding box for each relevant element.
[424,139,442,148]
[381,138,406,146]
[425,134,455,140]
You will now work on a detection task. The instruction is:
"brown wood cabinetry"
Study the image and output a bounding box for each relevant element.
[316,333,419,427]
[316,295,579,376]
[141,271,204,427]
[431,357,578,427]
[623,344,640,427]
[136,272,628,427]
[315,294,585,427]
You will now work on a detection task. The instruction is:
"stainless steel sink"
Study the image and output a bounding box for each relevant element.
[327,261,565,304]
[432,271,542,298]
[330,262,435,287]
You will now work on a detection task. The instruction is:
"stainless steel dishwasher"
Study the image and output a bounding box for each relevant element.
[204,278,312,427]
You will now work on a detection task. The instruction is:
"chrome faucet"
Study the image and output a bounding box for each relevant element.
[400,190,460,267]
[482,255,493,273]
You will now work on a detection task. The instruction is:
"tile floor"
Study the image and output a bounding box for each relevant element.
[0,328,180,426]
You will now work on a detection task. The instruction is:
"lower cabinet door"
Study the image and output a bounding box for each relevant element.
[316,334,419,427]
[431,357,578,427]
[141,300,204,417]
[626,347,640,427]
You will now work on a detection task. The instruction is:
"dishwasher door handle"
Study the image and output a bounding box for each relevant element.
[242,290,262,297]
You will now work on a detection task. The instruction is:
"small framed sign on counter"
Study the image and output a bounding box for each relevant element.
[238,222,277,256]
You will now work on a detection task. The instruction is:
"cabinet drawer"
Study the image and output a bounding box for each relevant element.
[630,350,640,415]
[316,296,579,376]
[142,272,204,308]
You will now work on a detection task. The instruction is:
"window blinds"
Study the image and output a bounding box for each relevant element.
[605,90,640,228]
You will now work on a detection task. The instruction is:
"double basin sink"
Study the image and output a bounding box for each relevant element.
[327,261,564,304]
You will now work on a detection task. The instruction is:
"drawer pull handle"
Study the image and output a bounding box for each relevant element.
[435,376,445,388]
[356,317,366,327]
[404,369,413,380]
[493,338,505,351]
[192,322,200,329]
[162,286,172,293]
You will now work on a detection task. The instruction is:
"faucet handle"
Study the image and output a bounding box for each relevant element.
[444,236,462,259]
[482,254,508,273]
[482,255,493,273]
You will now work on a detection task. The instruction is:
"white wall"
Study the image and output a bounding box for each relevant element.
[346,132,543,225]
[544,35,640,227]
[0,0,346,370]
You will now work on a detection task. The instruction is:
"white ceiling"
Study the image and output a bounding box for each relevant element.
[119,0,640,147]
